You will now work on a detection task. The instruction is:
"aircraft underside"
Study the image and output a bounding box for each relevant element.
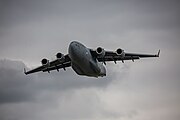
[24,41,160,77]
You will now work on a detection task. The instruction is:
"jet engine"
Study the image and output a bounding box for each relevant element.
[116,48,125,57]
[41,58,50,67]
[96,47,105,57]
[56,52,65,62]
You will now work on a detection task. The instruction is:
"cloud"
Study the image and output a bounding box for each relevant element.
[0,59,120,104]
[0,0,179,64]
[0,0,180,120]
[0,60,36,104]
[0,59,127,120]
[0,56,180,120]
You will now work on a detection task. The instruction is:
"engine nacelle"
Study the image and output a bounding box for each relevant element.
[56,52,65,62]
[41,58,50,67]
[116,48,125,57]
[96,47,105,57]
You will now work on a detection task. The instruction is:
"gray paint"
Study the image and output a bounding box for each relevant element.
[0,0,180,120]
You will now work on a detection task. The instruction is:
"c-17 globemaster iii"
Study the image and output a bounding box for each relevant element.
[24,41,160,77]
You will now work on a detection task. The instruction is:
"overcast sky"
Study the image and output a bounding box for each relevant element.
[0,0,180,120]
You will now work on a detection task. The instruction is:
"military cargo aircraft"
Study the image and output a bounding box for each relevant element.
[24,41,160,77]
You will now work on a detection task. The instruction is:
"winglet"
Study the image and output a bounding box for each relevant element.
[156,49,160,57]
[24,68,27,75]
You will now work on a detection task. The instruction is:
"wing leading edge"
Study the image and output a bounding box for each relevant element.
[90,49,160,63]
[24,54,71,75]
[24,47,160,75]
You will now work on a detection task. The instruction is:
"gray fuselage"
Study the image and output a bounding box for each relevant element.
[68,41,106,77]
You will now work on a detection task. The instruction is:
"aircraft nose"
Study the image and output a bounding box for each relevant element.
[69,41,76,51]
[69,41,77,49]
[68,41,81,61]
[68,41,77,57]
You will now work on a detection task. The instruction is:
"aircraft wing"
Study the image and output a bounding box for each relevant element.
[24,54,71,75]
[90,49,160,63]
